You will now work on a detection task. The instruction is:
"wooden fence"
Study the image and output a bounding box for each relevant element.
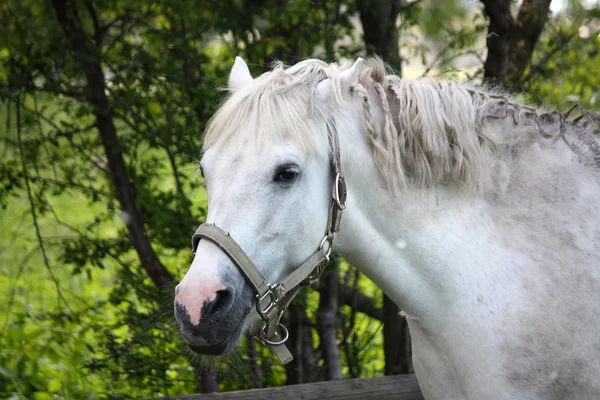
[158,374,423,400]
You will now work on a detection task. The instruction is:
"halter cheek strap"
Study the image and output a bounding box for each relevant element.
[190,127,347,364]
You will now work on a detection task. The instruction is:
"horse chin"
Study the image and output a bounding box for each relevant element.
[185,330,242,356]
[188,339,232,356]
[183,315,248,357]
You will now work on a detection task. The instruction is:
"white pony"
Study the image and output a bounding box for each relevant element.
[174,57,600,399]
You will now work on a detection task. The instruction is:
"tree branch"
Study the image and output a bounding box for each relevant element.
[50,0,174,289]
[0,82,86,100]
[36,177,111,198]
[517,26,577,87]
[339,283,383,321]
[85,0,103,46]
[15,93,67,307]
[399,0,423,11]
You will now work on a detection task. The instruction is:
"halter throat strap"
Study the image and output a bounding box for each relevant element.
[190,127,346,364]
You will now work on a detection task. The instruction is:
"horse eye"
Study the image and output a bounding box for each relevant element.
[199,165,205,178]
[275,166,300,183]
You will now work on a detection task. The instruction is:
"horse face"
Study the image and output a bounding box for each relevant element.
[174,61,332,355]
[175,143,331,354]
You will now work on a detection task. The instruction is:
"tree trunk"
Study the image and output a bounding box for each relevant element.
[481,0,553,88]
[246,332,264,388]
[196,369,219,393]
[50,0,173,289]
[50,1,216,391]
[317,263,343,380]
[358,0,402,72]
[506,0,553,88]
[285,300,318,384]
[383,294,413,375]
[481,0,514,84]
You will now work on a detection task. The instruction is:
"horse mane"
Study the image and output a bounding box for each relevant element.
[203,59,334,154]
[357,58,600,193]
[203,57,600,193]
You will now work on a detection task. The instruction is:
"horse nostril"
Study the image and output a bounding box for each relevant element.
[175,286,235,338]
[204,287,234,319]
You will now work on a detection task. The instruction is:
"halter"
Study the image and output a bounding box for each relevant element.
[191,127,347,364]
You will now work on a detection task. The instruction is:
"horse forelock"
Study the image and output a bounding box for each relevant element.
[202,57,600,193]
[202,59,337,156]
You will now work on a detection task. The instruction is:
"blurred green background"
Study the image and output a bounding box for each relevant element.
[1,0,599,398]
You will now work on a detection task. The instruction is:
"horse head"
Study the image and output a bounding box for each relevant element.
[173,57,366,358]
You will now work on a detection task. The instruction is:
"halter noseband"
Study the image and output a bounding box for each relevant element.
[190,128,347,364]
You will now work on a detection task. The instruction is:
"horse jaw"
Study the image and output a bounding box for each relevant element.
[229,56,253,91]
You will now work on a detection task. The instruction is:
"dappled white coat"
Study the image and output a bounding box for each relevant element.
[179,57,600,399]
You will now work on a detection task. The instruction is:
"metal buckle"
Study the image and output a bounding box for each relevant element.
[333,173,347,210]
[257,323,289,346]
[256,284,279,320]
[303,258,328,286]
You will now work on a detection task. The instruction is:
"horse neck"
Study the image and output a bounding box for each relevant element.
[334,91,494,325]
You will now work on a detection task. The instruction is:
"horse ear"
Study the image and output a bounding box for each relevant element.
[229,57,253,91]
[316,58,365,104]
[339,58,365,94]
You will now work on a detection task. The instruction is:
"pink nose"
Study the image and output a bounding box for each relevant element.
[174,281,234,336]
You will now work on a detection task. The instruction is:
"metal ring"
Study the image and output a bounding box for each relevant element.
[259,323,289,346]
[318,234,329,251]
[333,173,347,210]
[324,245,332,260]
[318,233,333,261]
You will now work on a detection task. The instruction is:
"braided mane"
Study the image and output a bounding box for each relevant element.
[203,58,600,193]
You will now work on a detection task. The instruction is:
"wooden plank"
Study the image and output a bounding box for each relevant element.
[158,374,423,400]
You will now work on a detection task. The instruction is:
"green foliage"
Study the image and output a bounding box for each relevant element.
[522,4,600,109]
[401,3,488,80]
[0,0,384,398]
[1,0,598,398]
